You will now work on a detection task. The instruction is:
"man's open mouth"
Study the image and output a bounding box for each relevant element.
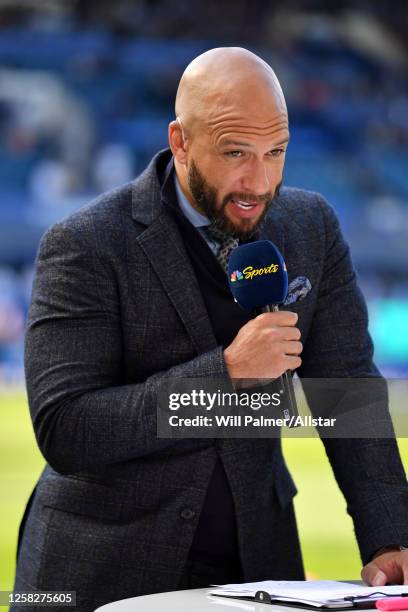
[230,199,261,210]
[235,200,257,209]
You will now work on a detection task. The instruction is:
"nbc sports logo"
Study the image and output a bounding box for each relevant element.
[230,270,244,282]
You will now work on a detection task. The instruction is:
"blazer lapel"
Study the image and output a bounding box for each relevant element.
[132,151,218,355]
[137,211,218,355]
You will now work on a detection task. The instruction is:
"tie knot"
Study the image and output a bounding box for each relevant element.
[203,225,239,274]
[203,224,228,244]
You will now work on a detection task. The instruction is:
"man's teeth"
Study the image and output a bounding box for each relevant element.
[235,200,255,209]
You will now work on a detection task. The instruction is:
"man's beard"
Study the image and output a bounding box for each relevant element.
[187,159,282,240]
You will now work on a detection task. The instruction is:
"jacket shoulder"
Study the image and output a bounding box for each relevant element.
[37,182,137,259]
[277,186,333,213]
[41,151,163,245]
[56,182,134,232]
[275,186,340,234]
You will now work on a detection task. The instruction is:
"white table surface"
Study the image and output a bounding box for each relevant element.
[95,587,296,611]
[95,582,361,612]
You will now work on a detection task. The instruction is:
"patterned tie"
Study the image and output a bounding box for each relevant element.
[203,225,239,274]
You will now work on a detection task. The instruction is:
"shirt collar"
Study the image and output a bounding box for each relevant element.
[174,173,210,228]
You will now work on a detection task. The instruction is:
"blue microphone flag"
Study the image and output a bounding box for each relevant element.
[228,240,288,310]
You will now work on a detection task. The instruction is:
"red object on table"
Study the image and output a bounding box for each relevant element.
[376,598,408,611]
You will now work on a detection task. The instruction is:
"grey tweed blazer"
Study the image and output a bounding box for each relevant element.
[13,149,408,611]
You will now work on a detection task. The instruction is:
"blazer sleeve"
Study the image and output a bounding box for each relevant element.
[25,220,228,475]
[298,195,408,565]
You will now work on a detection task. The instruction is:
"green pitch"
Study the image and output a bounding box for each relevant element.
[1,392,407,591]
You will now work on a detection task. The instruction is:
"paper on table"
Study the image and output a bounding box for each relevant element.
[209,580,408,606]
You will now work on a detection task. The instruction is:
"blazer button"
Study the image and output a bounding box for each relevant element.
[180,508,195,520]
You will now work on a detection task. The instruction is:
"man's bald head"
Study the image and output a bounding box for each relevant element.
[175,47,287,138]
[169,47,289,239]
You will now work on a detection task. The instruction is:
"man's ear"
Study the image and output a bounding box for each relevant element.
[168,118,188,165]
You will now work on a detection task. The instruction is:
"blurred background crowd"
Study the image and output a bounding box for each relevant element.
[0,0,408,382]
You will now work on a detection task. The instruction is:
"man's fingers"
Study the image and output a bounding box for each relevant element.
[363,550,408,585]
[281,326,302,341]
[282,340,303,356]
[286,355,302,370]
[371,569,388,587]
[401,552,408,585]
[256,311,298,326]
[361,562,387,586]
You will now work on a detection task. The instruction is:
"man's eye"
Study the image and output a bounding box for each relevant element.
[225,151,243,158]
[269,149,285,158]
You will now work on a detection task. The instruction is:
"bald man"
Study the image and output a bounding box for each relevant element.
[14,47,408,611]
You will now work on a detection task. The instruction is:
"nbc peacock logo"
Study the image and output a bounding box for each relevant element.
[230,270,244,282]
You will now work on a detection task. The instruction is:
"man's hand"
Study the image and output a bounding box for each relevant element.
[223,311,302,379]
[362,549,408,585]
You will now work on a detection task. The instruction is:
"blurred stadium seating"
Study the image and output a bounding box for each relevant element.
[0,0,407,381]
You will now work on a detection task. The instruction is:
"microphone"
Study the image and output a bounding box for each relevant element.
[227,240,299,424]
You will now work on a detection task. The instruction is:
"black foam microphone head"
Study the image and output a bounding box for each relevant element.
[227,240,288,310]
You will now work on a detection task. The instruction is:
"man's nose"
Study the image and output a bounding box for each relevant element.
[240,158,271,196]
